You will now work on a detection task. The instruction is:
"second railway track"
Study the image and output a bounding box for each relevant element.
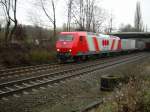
[0,63,61,76]
[0,52,145,81]
[0,52,148,99]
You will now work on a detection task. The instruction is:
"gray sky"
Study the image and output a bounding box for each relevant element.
[9,0,150,31]
[100,0,150,30]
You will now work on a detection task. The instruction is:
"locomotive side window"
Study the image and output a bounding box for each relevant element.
[59,35,74,41]
[80,36,83,41]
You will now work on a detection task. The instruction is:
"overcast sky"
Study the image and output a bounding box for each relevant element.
[8,0,150,31]
[100,0,150,30]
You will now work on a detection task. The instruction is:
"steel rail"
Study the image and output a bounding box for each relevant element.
[0,63,59,73]
[0,52,143,79]
[0,53,144,88]
[0,53,147,98]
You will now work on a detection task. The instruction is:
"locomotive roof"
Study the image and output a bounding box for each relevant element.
[60,31,120,39]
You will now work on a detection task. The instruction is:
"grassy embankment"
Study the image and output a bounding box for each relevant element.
[95,55,150,112]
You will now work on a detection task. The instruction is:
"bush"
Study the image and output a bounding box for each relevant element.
[28,49,56,64]
[0,44,30,66]
[0,44,57,66]
[143,90,150,112]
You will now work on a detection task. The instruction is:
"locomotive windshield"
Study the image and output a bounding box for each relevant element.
[59,35,74,41]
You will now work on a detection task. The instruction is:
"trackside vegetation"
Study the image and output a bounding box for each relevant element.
[95,57,150,112]
[0,25,59,66]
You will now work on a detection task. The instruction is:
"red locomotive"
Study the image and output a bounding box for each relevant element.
[56,32,136,62]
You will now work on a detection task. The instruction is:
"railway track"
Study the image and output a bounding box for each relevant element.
[0,53,144,83]
[0,59,106,81]
[0,52,144,81]
[0,52,148,99]
[0,63,59,74]
[0,61,97,83]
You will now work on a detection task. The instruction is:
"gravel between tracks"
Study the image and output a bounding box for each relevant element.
[0,54,149,112]
[0,53,144,84]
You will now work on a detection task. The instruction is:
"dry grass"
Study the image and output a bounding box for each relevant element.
[0,45,56,67]
[96,57,150,112]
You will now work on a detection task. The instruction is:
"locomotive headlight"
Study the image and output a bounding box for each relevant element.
[57,49,60,52]
[69,49,72,52]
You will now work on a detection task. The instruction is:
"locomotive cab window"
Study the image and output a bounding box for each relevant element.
[79,36,83,41]
[59,35,74,41]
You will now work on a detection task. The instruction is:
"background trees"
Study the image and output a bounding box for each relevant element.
[0,0,147,45]
[119,24,136,32]
[119,1,145,32]
[67,0,74,31]
[40,0,56,39]
[134,1,143,32]
[0,0,18,45]
[66,0,106,32]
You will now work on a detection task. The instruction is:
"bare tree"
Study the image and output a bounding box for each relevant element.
[67,0,74,31]
[92,6,106,32]
[66,0,106,32]
[134,1,143,32]
[40,0,56,38]
[85,0,95,31]
[14,24,26,41]
[107,13,113,33]
[145,24,148,32]
[73,0,96,31]
[79,0,84,29]
[0,22,1,32]
[109,14,113,33]
[0,0,18,45]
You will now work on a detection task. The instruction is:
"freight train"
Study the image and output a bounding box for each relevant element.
[56,32,144,62]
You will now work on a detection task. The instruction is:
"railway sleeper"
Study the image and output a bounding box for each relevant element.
[43,78,50,81]
[37,80,45,83]
[13,94,20,98]
[40,87,46,90]
[1,97,9,101]
[5,87,14,91]
[14,85,23,89]
[22,83,31,87]
[29,81,38,85]
[0,90,5,93]
[23,91,29,95]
